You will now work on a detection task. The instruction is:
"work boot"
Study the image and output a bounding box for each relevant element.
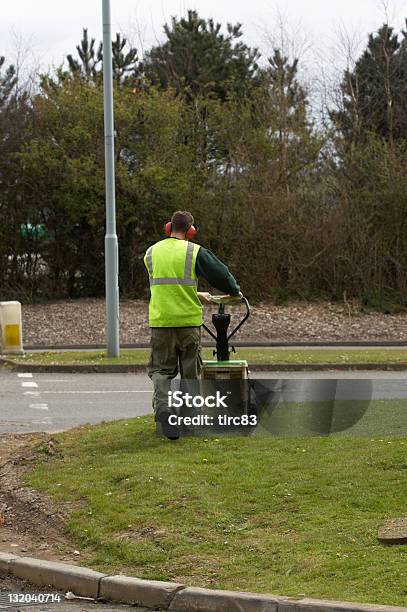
[156,410,179,440]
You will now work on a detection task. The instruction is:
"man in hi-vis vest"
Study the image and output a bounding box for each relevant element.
[144,210,240,439]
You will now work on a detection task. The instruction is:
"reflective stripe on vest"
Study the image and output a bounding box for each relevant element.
[150,278,197,286]
[145,246,153,276]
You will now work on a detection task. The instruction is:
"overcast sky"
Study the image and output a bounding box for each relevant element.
[1,0,406,74]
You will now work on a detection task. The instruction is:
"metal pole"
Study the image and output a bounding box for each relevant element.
[102,0,120,357]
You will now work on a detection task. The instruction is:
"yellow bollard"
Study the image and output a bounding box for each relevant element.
[0,301,24,354]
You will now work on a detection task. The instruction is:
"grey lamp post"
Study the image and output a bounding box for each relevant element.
[102,0,120,357]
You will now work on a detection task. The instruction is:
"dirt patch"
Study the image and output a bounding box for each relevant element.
[0,434,84,564]
[114,527,167,543]
[21,298,407,346]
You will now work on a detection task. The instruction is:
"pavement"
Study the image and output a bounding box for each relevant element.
[1,368,407,433]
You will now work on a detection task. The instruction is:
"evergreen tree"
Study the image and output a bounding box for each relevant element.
[67,28,102,81]
[0,56,17,107]
[258,49,316,191]
[263,49,309,133]
[64,28,141,86]
[111,33,140,86]
[0,57,32,294]
[332,23,407,143]
[143,10,260,101]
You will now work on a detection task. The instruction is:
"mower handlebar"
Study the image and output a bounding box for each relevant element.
[207,292,243,305]
[227,295,250,341]
[202,294,250,346]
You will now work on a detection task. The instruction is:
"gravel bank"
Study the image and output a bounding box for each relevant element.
[20,299,407,346]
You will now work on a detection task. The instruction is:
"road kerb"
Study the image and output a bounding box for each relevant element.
[0,357,146,373]
[276,598,407,611]
[99,575,184,608]
[168,587,407,612]
[168,586,281,611]
[0,553,18,575]
[8,556,106,599]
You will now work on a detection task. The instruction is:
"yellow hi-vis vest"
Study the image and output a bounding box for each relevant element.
[144,238,202,327]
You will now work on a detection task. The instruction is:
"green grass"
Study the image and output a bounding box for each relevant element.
[9,349,151,366]
[26,417,407,606]
[253,396,407,438]
[8,347,407,366]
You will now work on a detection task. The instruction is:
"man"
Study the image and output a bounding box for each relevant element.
[144,210,240,438]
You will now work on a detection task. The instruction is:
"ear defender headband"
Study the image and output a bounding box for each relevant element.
[165,221,197,240]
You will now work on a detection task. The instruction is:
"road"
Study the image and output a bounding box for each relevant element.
[0,576,149,611]
[1,368,407,433]
[0,370,153,433]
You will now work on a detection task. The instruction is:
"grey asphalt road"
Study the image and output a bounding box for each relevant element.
[0,600,145,612]
[0,603,145,611]
[0,370,153,433]
[0,576,148,611]
[1,368,407,434]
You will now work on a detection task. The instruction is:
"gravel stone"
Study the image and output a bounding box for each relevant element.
[21,299,407,346]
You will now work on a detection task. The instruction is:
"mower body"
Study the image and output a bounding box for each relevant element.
[201,295,252,423]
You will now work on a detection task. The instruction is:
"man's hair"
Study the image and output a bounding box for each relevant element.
[171,210,194,233]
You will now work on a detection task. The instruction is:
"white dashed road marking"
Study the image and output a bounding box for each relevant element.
[36,379,73,382]
[33,417,53,425]
[16,372,53,427]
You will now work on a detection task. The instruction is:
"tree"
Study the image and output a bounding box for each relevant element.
[0,56,17,106]
[332,23,407,144]
[0,56,33,297]
[143,10,260,101]
[261,49,315,191]
[111,33,140,86]
[62,28,141,87]
[11,73,201,298]
[67,28,102,81]
[207,50,319,193]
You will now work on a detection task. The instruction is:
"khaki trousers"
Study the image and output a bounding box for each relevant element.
[148,326,202,417]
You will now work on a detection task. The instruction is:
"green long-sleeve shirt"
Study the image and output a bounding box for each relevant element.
[195,246,240,296]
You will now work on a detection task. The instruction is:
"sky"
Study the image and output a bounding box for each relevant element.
[1,0,406,76]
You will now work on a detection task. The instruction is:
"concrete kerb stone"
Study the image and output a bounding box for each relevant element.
[168,587,281,611]
[99,575,184,608]
[168,588,407,612]
[0,552,18,575]
[9,556,106,599]
[0,356,145,374]
[276,598,407,612]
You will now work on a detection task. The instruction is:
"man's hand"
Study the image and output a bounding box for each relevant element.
[197,291,212,303]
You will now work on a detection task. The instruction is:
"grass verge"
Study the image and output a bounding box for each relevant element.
[26,417,407,606]
[7,347,407,366]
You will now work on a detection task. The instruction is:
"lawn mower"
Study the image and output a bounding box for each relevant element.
[202,293,250,380]
[158,294,257,438]
[200,294,257,431]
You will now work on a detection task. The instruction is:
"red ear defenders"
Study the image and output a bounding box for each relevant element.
[165,221,197,240]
